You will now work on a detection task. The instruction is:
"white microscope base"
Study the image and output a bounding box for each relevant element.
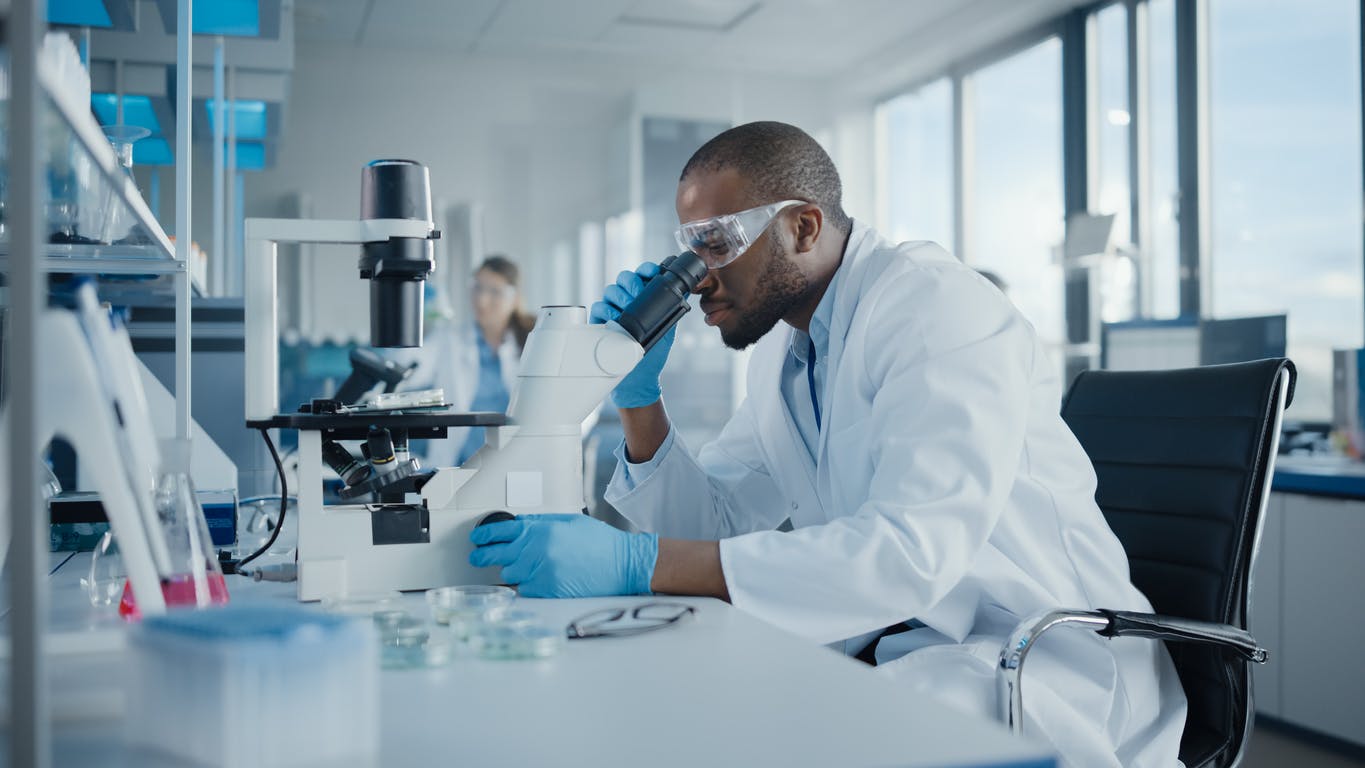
[296,503,499,601]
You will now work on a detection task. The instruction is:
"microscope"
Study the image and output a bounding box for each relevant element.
[245,161,705,601]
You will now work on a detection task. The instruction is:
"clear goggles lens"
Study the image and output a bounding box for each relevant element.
[673,199,805,270]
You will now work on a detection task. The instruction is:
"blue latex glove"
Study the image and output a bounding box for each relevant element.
[468,514,658,598]
[590,263,675,408]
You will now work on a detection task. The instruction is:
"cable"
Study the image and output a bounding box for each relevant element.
[234,428,288,572]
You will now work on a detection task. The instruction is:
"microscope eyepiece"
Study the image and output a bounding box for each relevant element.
[614,250,707,351]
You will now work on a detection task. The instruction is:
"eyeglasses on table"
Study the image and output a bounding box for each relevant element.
[566,602,697,639]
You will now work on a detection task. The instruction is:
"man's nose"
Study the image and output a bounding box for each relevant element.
[692,271,716,295]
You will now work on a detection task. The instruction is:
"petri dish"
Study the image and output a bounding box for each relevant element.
[426,585,515,637]
[378,615,456,670]
[321,592,405,618]
[472,623,565,661]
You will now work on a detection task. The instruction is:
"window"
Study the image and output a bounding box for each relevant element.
[967,38,1067,349]
[1208,0,1363,419]
[1094,3,1131,248]
[876,78,954,251]
[1145,0,1182,319]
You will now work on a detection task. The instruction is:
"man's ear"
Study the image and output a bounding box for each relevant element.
[793,204,823,253]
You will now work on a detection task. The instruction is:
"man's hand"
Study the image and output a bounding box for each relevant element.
[469,514,658,598]
[591,263,674,409]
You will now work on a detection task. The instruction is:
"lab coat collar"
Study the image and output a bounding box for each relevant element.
[811,220,879,465]
[789,246,842,365]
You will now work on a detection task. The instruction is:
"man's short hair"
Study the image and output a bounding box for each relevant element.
[681,121,852,235]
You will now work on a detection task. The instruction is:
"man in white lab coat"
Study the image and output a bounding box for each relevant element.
[470,121,1187,766]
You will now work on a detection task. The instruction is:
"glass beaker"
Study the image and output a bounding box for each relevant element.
[93,125,150,245]
[119,438,230,619]
[82,530,125,609]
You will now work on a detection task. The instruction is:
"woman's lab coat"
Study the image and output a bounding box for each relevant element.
[605,223,1188,767]
[401,322,520,468]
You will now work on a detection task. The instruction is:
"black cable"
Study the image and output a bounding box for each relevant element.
[234,428,288,572]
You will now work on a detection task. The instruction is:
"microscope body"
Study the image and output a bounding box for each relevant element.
[292,306,642,600]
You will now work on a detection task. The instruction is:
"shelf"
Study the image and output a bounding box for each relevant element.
[36,54,177,260]
[0,243,185,275]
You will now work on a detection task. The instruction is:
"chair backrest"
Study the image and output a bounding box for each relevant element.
[1060,358,1295,768]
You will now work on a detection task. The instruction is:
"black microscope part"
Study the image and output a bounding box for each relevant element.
[322,440,372,487]
[614,250,707,352]
[477,511,516,528]
[358,159,437,349]
[334,347,418,404]
[367,427,397,467]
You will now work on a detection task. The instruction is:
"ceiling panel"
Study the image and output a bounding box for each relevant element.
[618,0,758,29]
[294,0,369,43]
[477,0,635,48]
[290,0,1082,82]
[360,0,503,48]
[714,0,966,73]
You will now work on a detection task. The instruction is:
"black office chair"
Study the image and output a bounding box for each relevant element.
[997,358,1295,768]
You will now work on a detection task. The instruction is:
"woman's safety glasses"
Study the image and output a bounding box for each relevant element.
[566,602,696,639]
[674,199,806,271]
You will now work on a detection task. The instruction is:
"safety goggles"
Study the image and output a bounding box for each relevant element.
[674,199,806,270]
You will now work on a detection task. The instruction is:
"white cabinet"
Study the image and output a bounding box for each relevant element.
[1256,492,1365,746]
[1249,493,1283,717]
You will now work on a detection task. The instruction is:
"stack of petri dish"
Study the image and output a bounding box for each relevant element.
[426,585,565,660]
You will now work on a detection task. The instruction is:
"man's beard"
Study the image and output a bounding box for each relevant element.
[719,238,817,350]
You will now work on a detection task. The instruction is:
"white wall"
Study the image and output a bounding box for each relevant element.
[241,42,848,340]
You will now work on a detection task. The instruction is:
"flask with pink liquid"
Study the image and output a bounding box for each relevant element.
[119,439,229,619]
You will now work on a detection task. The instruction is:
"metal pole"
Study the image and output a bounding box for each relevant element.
[150,169,162,225]
[952,73,973,262]
[226,66,239,295]
[8,0,52,764]
[175,0,193,440]
[1128,0,1152,316]
[213,37,226,296]
[1175,0,1209,318]
[115,58,124,125]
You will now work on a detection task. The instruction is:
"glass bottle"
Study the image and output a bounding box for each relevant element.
[119,438,230,619]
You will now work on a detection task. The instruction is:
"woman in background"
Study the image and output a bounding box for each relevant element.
[406,255,536,467]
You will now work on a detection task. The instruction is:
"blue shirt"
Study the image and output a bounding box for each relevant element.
[457,333,511,465]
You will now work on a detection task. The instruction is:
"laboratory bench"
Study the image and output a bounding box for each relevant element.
[1271,455,1365,499]
[1,551,1057,768]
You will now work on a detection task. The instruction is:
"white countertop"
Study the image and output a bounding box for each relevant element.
[7,554,1056,768]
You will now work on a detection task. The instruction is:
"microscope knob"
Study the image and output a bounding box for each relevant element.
[477,511,516,527]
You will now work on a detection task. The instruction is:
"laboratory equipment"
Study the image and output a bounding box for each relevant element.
[0,282,181,616]
[471,623,565,660]
[127,605,379,767]
[334,346,418,405]
[117,438,230,619]
[376,613,457,669]
[243,159,706,601]
[426,584,515,638]
[81,530,124,608]
[95,124,152,244]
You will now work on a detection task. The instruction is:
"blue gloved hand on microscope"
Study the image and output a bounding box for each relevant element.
[591,262,674,408]
[469,514,658,598]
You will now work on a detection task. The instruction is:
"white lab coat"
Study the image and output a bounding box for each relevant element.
[606,223,1187,767]
[399,322,520,468]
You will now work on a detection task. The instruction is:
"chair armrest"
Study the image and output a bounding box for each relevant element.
[996,607,1268,735]
[1095,609,1268,663]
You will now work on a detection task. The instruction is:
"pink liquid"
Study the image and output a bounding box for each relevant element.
[119,570,230,620]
